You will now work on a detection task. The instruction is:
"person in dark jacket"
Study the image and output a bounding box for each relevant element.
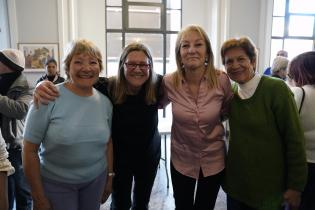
[36,58,65,84]
[0,48,33,210]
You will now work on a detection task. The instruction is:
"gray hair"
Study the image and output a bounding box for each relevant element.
[271,56,289,74]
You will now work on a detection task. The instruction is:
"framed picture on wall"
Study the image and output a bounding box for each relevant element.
[18,43,59,72]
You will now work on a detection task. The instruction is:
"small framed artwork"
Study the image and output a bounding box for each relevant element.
[18,43,59,72]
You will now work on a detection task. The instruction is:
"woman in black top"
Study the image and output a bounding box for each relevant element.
[96,42,162,210]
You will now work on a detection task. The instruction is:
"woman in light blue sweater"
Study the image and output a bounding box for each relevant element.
[23,39,113,210]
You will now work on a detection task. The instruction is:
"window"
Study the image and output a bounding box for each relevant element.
[105,0,182,119]
[270,0,315,64]
[105,0,182,77]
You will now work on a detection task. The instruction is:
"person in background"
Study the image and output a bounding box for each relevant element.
[0,48,33,210]
[36,58,65,85]
[0,132,15,210]
[23,39,113,210]
[221,37,307,210]
[287,51,315,210]
[159,25,233,210]
[263,50,288,76]
[271,56,289,80]
[31,42,163,210]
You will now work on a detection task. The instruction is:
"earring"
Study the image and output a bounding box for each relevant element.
[205,58,208,66]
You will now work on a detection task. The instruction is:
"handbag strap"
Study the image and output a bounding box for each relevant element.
[299,87,305,114]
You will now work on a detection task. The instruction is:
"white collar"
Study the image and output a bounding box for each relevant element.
[237,74,261,99]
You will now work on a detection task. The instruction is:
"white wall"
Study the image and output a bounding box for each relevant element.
[7,0,271,87]
[8,0,59,86]
[76,0,106,76]
[0,0,10,49]
[228,0,260,43]
[227,0,273,72]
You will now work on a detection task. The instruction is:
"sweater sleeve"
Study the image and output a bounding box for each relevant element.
[23,102,53,145]
[0,87,32,119]
[272,81,307,191]
[0,136,15,175]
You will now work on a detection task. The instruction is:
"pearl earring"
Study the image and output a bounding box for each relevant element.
[205,58,208,66]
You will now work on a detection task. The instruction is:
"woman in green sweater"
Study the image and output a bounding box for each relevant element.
[220,37,307,210]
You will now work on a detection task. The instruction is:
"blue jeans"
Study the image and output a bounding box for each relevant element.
[7,148,32,210]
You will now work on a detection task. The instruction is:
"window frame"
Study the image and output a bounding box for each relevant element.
[270,0,315,62]
[105,0,182,76]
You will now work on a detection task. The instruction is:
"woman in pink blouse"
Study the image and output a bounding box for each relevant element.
[160,25,233,210]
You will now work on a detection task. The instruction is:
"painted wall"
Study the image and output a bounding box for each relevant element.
[0,0,10,49]
[7,0,59,86]
[6,0,271,87]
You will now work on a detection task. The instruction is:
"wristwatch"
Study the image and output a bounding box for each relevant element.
[108,172,115,177]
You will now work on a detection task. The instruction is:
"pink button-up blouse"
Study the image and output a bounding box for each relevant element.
[160,71,233,179]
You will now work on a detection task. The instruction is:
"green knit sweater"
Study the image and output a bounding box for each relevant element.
[224,76,307,209]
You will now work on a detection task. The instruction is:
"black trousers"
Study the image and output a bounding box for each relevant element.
[299,162,315,210]
[171,162,222,210]
[110,157,159,210]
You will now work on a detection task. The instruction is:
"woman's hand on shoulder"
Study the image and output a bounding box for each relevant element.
[34,81,59,108]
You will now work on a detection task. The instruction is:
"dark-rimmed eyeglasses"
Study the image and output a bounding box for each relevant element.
[124,63,150,70]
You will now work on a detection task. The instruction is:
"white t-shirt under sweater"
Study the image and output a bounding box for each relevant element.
[291,85,315,163]
[236,74,261,99]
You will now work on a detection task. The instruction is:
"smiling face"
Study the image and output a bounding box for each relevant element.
[179,31,208,71]
[68,53,100,91]
[224,47,255,84]
[124,51,150,93]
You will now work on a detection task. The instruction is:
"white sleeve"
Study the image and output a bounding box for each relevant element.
[290,87,304,111]
[0,134,15,176]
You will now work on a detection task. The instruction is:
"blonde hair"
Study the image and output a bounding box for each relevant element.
[173,25,218,89]
[63,39,103,79]
[110,42,158,105]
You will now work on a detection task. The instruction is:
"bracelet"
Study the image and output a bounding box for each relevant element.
[108,172,115,177]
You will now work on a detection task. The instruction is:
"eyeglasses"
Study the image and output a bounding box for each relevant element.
[124,63,150,70]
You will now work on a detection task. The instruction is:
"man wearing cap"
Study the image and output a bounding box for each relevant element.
[0,49,32,210]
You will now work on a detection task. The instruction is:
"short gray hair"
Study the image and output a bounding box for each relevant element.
[271,56,289,74]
